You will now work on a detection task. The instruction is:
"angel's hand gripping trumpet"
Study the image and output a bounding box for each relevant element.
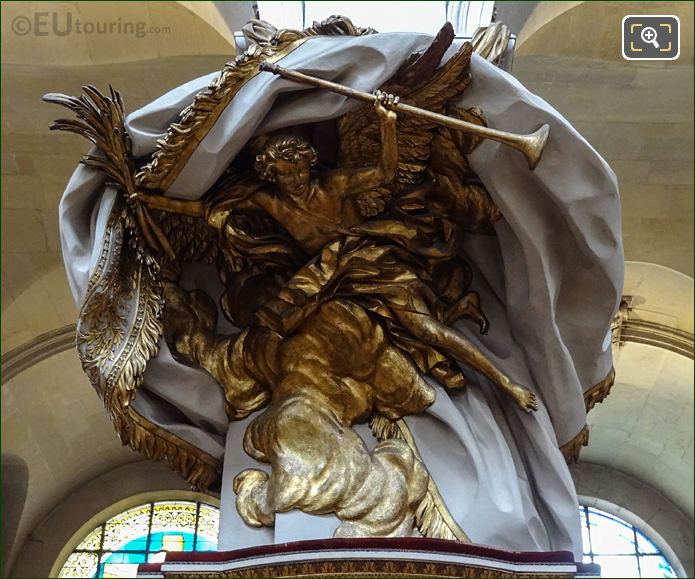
[259,61,549,170]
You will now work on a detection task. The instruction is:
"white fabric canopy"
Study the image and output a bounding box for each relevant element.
[58,31,623,558]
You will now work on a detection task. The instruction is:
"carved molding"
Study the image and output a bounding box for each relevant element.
[1,324,76,384]
[136,537,596,578]
[612,296,694,360]
[158,561,578,578]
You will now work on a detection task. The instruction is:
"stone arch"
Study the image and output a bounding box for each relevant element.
[1,455,29,576]
[49,485,219,578]
[1,349,140,576]
[573,462,692,576]
[582,263,693,531]
[7,460,211,577]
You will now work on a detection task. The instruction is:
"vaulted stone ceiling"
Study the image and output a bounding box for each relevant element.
[1,1,252,350]
[513,0,694,277]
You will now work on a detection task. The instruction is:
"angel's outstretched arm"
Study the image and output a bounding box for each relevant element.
[136,192,206,218]
[322,95,398,196]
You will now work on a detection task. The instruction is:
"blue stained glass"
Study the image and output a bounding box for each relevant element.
[147,531,196,552]
[195,535,218,551]
[59,500,221,578]
[579,505,679,578]
[639,555,677,578]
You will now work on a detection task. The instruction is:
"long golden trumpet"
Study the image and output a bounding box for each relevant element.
[259,61,549,170]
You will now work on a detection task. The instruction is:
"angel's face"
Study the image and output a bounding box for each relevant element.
[273,158,311,199]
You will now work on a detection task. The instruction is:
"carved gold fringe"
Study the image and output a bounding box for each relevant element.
[134,38,308,192]
[104,254,164,435]
[584,367,615,412]
[560,367,617,463]
[136,17,374,193]
[128,408,222,491]
[559,426,590,465]
[370,414,469,542]
[45,84,226,492]
[77,201,223,492]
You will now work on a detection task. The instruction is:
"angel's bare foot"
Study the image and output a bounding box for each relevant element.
[444,291,489,334]
[506,383,538,413]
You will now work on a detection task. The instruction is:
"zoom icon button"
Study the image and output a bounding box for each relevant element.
[623,15,680,60]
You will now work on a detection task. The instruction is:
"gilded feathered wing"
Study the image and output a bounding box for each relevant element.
[336,23,499,231]
[336,23,473,212]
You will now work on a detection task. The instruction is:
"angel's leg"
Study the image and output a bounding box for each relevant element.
[393,307,537,412]
[162,279,270,419]
[443,290,489,334]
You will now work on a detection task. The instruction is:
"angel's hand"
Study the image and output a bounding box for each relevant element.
[129,190,164,209]
[128,189,147,205]
[124,191,205,218]
[374,90,399,123]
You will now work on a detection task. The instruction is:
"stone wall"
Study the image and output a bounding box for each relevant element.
[512,55,694,276]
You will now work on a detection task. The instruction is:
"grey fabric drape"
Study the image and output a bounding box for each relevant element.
[58,32,622,557]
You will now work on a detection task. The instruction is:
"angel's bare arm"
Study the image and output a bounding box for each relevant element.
[322,97,398,196]
[136,192,206,218]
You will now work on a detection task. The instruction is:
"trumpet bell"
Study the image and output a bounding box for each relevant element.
[524,124,550,171]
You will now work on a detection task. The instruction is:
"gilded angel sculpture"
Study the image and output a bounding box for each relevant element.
[46,16,622,555]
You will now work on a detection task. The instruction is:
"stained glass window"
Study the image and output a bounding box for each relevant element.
[58,500,219,578]
[579,505,677,578]
[59,497,679,577]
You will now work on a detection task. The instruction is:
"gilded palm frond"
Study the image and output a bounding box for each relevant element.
[46,85,182,261]
[44,85,135,194]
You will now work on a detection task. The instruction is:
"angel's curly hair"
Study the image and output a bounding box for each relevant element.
[254,135,319,182]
